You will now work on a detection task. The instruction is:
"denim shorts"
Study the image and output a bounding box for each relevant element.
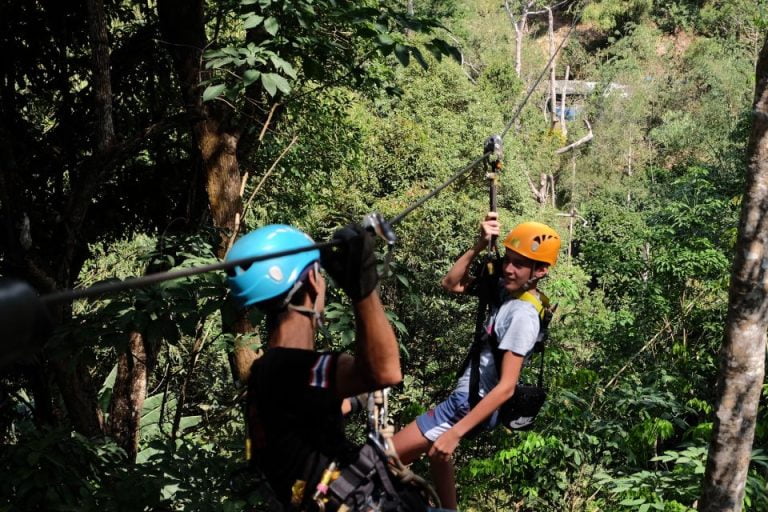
[415,391,498,441]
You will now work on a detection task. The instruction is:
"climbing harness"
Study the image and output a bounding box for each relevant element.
[460,286,555,434]
[302,389,439,511]
[282,387,438,511]
[366,389,440,507]
[457,134,559,435]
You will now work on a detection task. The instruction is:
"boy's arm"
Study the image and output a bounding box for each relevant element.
[441,212,500,294]
[428,351,523,460]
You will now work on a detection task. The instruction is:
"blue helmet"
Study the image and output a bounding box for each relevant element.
[225,225,320,308]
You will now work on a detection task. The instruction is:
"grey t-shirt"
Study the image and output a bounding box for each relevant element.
[455,295,541,397]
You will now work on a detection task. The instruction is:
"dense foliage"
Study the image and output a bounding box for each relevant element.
[1,0,767,510]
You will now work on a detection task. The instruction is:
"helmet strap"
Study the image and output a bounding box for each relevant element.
[285,263,325,329]
[287,302,323,327]
[523,263,540,291]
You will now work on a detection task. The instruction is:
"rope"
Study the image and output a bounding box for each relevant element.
[369,389,442,507]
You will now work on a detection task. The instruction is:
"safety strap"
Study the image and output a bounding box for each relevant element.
[515,290,548,318]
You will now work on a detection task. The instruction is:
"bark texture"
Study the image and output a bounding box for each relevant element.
[108,332,149,460]
[699,35,768,512]
[158,0,258,385]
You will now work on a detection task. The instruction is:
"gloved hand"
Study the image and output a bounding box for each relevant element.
[320,224,378,301]
[0,278,52,366]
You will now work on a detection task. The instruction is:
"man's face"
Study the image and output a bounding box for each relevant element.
[501,249,537,293]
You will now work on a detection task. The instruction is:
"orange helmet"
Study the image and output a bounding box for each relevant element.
[503,221,561,266]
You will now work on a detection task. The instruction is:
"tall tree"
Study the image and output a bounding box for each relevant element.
[699,34,768,512]
[0,1,198,439]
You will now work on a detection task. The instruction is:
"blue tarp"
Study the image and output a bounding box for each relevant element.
[554,105,580,121]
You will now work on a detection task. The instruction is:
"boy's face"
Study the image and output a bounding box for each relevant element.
[501,249,544,293]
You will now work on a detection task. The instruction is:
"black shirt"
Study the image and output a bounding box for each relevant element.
[247,347,358,506]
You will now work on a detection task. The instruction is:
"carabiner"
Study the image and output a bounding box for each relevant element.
[362,213,397,278]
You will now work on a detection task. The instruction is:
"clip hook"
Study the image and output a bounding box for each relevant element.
[362,213,397,278]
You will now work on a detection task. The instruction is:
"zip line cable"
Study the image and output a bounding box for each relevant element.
[37,6,582,307]
[392,8,580,224]
[40,240,342,307]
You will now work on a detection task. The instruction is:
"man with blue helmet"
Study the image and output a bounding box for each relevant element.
[226,224,424,511]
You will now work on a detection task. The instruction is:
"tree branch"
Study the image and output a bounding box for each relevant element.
[555,119,593,154]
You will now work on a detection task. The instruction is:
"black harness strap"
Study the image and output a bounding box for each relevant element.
[460,275,553,417]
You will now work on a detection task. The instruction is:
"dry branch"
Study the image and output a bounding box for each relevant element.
[555,119,593,154]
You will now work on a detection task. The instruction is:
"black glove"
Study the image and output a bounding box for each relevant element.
[0,278,52,366]
[320,224,378,301]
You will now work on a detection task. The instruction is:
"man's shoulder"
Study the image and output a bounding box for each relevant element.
[255,348,340,390]
[255,348,334,376]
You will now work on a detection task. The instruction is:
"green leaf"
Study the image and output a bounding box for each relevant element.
[206,57,234,69]
[242,0,258,4]
[261,73,290,96]
[411,47,428,70]
[269,55,297,79]
[377,33,394,46]
[202,84,226,102]
[243,14,264,29]
[203,49,226,59]
[243,69,261,86]
[424,42,443,61]
[394,44,410,66]
[261,73,277,96]
[98,364,118,414]
[264,16,279,35]
[178,415,202,432]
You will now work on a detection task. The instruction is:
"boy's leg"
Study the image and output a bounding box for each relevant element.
[392,420,431,464]
[428,454,457,510]
[394,392,469,510]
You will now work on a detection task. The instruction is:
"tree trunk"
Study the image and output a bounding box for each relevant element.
[85,0,115,152]
[158,0,258,386]
[51,359,105,436]
[547,7,559,132]
[560,65,569,137]
[108,331,148,460]
[539,172,548,205]
[699,35,768,512]
[504,0,529,78]
[198,114,244,254]
[42,0,120,438]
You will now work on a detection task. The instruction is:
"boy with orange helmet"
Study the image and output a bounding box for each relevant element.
[392,212,561,509]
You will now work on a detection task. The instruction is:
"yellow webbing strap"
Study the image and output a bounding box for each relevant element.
[513,290,550,319]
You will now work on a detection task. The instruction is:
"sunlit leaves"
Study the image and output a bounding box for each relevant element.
[243,13,264,29]
[203,0,459,101]
[264,16,279,35]
[243,69,260,87]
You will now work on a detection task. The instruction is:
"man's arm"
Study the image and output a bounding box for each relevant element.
[321,225,401,398]
[441,212,500,294]
[335,291,401,398]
